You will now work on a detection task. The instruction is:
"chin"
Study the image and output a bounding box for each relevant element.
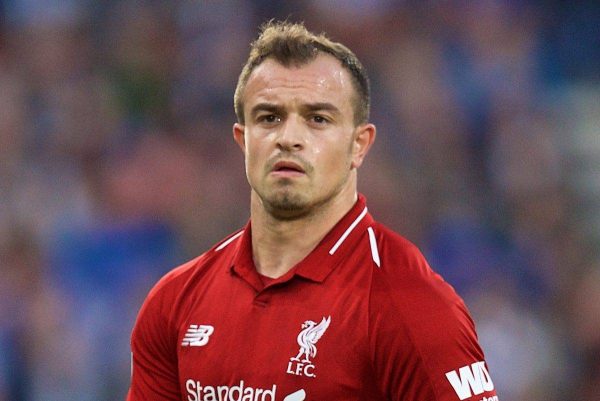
[263,191,312,220]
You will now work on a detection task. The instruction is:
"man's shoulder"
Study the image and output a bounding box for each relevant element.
[368,220,473,338]
[369,221,427,274]
[369,220,463,308]
[366,223,492,401]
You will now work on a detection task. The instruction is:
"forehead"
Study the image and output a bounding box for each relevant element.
[243,54,355,112]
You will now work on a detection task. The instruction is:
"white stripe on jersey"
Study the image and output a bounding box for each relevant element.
[367,227,381,267]
[216,230,244,251]
[329,206,368,255]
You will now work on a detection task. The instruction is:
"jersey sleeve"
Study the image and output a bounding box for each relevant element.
[369,242,498,401]
[127,276,181,400]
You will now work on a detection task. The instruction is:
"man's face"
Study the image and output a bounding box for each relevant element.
[234,54,372,219]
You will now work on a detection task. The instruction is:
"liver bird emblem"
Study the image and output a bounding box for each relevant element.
[291,316,331,363]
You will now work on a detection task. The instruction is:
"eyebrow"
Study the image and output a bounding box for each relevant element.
[300,102,341,116]
[249,103,285,119]
[249,102,341,118]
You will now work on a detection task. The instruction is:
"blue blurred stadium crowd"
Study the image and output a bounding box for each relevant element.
[0,1,598,400]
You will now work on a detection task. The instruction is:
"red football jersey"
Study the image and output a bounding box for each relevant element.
[128,195,498,401]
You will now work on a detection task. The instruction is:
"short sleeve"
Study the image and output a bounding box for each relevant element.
[369,246,498,401]
[127,282,181,400]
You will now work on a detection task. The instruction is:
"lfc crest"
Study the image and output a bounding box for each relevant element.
[286,316,331,378]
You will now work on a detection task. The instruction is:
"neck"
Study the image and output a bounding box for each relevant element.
[250,183,357,278]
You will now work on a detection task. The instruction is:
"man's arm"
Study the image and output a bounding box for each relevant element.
[127,281,181,400]
[369,241,498,401]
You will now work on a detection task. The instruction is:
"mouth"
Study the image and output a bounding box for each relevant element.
[271,160,306,176]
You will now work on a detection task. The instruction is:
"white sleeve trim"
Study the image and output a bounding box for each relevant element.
[367,227,381,268]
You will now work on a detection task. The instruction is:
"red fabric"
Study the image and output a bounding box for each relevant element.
[128,195,498,401]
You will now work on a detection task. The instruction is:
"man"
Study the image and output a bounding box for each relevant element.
[128,21,498,401]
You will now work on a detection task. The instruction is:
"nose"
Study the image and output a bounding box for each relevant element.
[276,116,306,152]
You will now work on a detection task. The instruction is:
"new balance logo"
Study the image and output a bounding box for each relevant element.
[182,324,214,347]
[445,361,495,400]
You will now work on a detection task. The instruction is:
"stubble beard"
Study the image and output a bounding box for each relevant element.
[259,170,352,222]
[257,155,314,220]
[261,184,312,221]
[255,147,354,221]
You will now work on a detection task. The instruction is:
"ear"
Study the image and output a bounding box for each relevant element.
[233,123,246,153]
[351,123,376,169]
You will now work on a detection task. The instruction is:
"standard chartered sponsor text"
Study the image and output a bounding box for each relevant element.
[186,379,276,401]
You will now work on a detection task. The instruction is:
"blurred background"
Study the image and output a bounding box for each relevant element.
[0,0,598,400]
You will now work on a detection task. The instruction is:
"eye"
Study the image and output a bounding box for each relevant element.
[258,114,281,124]
[310,115,329,124]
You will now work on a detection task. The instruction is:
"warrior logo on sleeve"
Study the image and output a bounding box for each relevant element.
[445,361,495,400]
[286,316,331,378]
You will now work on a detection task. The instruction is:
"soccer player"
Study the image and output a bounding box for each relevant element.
[127,21,499,401]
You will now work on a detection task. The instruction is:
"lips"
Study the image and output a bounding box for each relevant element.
[272,160,306,174]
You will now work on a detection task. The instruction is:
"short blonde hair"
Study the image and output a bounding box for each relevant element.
[234,21,370,126]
